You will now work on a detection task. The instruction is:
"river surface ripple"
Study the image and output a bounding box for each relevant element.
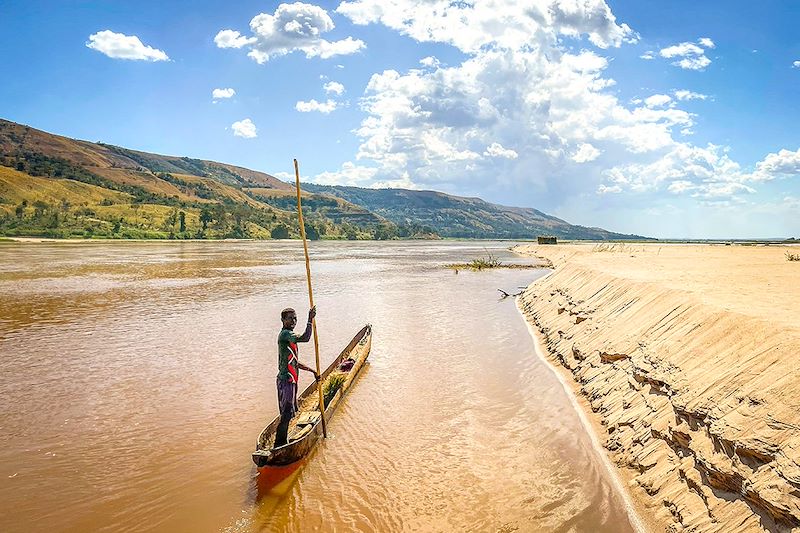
[0,240,635,532]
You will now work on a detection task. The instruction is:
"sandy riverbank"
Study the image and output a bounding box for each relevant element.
[514,243,800,532]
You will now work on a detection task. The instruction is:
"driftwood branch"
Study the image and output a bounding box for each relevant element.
[498,288,524,299]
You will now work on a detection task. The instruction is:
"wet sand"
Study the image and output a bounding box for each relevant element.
[514,243,800,532]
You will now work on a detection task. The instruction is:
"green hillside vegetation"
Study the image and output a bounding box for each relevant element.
[0,120,417,240]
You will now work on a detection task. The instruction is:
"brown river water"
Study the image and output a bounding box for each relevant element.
[0,241,637,532]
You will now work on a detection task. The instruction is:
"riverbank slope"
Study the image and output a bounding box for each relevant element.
[514,243,800,532]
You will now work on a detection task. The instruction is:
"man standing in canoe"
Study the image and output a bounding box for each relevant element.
[274,306,319,448]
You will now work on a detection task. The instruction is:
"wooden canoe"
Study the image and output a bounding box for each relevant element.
[252,324,372,467]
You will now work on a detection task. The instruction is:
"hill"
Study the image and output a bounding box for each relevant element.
[0,118,647,241]
[302,184,644,240]
[0,119,403,239]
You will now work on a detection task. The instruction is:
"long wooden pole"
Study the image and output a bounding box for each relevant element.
[294,159,328,438]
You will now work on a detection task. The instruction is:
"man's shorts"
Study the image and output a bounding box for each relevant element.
[277,377,298,419]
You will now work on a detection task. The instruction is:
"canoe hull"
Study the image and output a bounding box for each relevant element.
[252,324,372,467]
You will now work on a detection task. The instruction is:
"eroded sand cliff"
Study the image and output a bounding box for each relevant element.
[515,243,800,532]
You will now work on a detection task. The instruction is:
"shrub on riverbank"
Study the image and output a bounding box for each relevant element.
[467,254,502,269]
[445,252,539,271]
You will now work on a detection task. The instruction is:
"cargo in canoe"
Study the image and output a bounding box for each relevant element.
[252,324,372,467]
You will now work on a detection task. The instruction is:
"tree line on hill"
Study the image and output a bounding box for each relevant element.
[1,194,429,240]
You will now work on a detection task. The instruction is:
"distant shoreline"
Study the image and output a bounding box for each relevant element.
[2,235,797,245]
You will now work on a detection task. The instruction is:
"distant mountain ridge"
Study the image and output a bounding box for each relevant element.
[302,184,645,240]
[0,118,647,240]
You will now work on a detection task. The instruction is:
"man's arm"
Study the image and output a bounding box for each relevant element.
[295,305,317,342]
[295,319,312,342]
[297,361,319,380]
[295,306,316,342]
[296,306,319,379]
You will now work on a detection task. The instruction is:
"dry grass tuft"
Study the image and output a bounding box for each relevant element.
[592,243,636,253]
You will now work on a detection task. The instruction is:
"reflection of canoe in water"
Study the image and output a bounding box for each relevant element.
[252,325,372,467]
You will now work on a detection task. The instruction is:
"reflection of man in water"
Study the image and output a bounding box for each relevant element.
[274,306,318,448]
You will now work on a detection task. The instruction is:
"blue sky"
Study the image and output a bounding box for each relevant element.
[1,1,798,238]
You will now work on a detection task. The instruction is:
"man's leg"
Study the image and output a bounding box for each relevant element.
[274,412,290,447]
[274,378,294,447]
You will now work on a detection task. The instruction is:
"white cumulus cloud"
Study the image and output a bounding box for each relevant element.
[420,56,440,68]
[212,88,236,100]
[289,0,776,214]
[371,172,420,189]
[337,0,637,53]
[484,143,518,159]
[793,60,800,69]
[345,36,695,197]
[323,81,345,95]
[667,180,694,194]
[86,30,169,61]
[674,90,708,101]
[600,144,746,195]
[215,3,365,64]
[659,38,714,70]
[214,30,256,49]
[698,37,715,48]
[340,5,707,197]
[644,94,672,108]
[231,118,257,138]
[296,99,339,113]
[660,42,704,58]
[675,56,711,70]
[573,143,601,163]
[751,148,800,181]
[310,162,419,189]
[311,161,379,186]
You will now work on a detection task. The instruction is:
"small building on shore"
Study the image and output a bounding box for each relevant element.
[537,236,557,244]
